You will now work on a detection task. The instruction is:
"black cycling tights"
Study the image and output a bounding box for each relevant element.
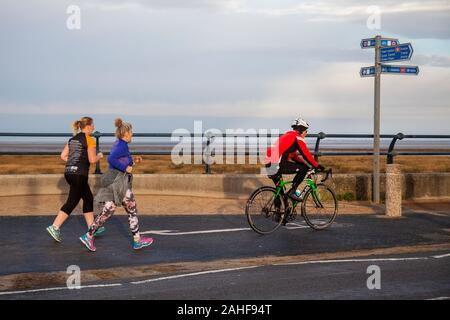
[268,161,310,191]
[60,174,93,215]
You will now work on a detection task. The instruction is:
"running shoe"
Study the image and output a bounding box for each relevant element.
[79,233,96,252]
[132,236,153,250]
[93,226,105,237]
[46,225,62,243]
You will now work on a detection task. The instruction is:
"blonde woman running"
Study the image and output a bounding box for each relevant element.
[46,117,104,242]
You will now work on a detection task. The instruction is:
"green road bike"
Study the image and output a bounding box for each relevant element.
[246,169,338,235]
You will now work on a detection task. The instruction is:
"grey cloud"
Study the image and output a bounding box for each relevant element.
[82,0,229,11]
[0,0,448,135]
[413,55,450,68]
[380,10,450,40]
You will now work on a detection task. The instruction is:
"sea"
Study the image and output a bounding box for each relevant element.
[0,136,449,154]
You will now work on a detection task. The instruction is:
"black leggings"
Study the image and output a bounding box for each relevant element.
[60,174,93,215]
[267,160,310,191]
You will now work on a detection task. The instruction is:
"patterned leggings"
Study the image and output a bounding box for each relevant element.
[88,189,139,237]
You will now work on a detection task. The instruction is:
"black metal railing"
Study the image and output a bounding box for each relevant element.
[312,132,450,163]
[1,131,449,174]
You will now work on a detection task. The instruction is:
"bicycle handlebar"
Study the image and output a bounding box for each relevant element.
[320,168,332,183]
[307,168,332,183]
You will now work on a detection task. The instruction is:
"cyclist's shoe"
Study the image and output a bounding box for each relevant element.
[282,208,292,226]
[133,236,154,250]
[272,202,283,222]
[46,225,62,242]
[273,212,282,223]
[79,233,96,252]
[93,226,105,237]
[287,189,302,202]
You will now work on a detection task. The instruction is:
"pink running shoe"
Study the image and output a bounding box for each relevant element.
[133,236,154,250]
[80,233,96,252]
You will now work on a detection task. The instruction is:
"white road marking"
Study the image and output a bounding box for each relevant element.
[141,223,315,235]
[284,222,309,230]
[140,219,350,236]
[0,283,122,296]
[130,266,259,285]
[140,228,251,236]
[0,286,67,296]
[0,252,446,296]
[432,253,450,259]
[273,257,429,266]
[78,283,123,289]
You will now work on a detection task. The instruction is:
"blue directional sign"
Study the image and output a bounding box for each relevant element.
[360,66,376,77]
[360,38,399,49]
[380,43,413,62]
[360,65,419,77]
[381,65,419,75]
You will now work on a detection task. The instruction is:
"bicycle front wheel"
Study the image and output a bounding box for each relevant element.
[301,184,338,230]
[245,186,287,235]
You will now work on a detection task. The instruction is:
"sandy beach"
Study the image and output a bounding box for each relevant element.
[1,154,449,174]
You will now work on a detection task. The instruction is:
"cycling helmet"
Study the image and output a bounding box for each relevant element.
[291,117,309,129]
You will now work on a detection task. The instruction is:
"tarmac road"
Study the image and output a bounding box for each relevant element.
[0,209,449,299]
[1,252,449,300]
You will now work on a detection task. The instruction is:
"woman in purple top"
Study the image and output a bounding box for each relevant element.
[108,138,135,172]
[79,118,153,252]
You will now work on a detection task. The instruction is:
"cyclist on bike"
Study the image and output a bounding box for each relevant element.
[264,117,325,201]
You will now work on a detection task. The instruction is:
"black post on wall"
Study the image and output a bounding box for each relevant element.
[387,132,404,165]
[314,132,326,162]
[204,133,212,174]
[93,131,102,174]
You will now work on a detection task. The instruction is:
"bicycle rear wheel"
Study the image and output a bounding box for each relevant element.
[301,184,338,230]
[245,186,287,235]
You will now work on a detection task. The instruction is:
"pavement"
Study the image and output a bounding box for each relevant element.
[0,194,446,216]
[0,201,449,300]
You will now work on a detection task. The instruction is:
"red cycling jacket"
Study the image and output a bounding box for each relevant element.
[264,130,318,168]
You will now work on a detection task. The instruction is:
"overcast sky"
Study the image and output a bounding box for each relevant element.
[0,0,449,134]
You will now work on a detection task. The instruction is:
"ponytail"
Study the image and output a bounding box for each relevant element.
[114,118,132,139]
[72,120,81,136]
[72,117,93,136]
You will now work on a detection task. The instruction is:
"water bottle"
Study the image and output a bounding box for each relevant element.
[295,189,301,199]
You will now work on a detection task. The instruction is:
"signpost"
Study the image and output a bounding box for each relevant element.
[360,66,376,77]
[360,36,418,204]
[380,65,419,75]
[380,43,413,62]
[360,65,419,77]
[360,38,399,49]
[373,36,381,204]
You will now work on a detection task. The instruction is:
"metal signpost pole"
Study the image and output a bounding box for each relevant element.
[361,36,418,204]
[373,35,381,204]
